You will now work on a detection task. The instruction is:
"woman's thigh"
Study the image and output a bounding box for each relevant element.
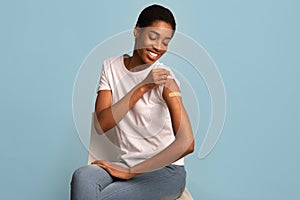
[101,165,186,200]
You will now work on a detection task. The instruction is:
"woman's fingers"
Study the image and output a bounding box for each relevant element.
[92,160,111,173]
[142,68,171,88]
[91,160,103,165]
[152,69,170,84]
[153,69,170,76]
[91,160,108,168]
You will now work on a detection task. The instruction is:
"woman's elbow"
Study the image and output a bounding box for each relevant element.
[179,139,194,158]
[94,121,111,135]
[186,139,195,154]
[93,114,106,135]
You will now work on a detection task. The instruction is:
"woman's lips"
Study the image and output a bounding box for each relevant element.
[147,49,159,60]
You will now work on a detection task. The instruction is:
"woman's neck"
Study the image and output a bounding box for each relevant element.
[124,50,150,72]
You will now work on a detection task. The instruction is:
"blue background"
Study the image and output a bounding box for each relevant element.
[1,0,299,199]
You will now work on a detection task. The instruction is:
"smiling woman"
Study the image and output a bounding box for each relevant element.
[70,4,194,200]
[131,21,173,65]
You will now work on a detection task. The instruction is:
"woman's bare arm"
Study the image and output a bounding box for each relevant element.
[129,78,194,174]
[94,68,170,134]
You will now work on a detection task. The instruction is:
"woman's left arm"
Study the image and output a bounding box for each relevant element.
[130,78,194,174]
[93,78,194,179]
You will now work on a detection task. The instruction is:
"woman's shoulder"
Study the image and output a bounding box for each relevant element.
[155,61,180,87]
[103,55,123,66]
[101,55,124,72]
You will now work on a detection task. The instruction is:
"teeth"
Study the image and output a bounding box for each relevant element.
[148,51,158,57]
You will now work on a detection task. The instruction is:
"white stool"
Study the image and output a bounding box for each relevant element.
[177,188,193,200]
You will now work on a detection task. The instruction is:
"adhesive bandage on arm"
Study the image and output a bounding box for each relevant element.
[168,92,182,97]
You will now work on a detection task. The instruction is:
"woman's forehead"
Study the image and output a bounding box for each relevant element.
[142,23,173,37]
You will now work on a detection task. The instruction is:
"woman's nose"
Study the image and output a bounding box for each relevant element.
[153,40,165,52]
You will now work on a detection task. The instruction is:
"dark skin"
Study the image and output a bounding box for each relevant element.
[92,21,194,180]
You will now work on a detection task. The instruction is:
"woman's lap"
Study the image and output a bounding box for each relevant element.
[71,164,186,200]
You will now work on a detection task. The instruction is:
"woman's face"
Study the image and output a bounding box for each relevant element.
[134,20,174,65]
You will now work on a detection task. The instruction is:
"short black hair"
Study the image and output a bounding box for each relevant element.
[136,4,176,31]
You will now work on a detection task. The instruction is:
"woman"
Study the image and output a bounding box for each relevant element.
[71,4,194,200]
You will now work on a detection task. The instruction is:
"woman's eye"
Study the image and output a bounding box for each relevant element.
[149,35,157,40]
[163,39,170,46]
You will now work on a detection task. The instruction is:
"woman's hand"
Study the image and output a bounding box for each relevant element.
[91,160,139,180]
[142,68,170,89]
[94,68,170,135]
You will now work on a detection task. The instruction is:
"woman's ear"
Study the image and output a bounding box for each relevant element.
[134,26,140,38]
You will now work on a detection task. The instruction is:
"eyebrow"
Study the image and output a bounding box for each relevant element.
[149,30,172,40]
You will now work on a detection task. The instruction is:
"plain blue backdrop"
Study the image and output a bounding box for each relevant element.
[1,0,299,199]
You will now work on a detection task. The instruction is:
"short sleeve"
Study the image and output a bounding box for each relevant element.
[97,62,111,91]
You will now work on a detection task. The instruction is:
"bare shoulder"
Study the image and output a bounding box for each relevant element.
[162,78,182,102]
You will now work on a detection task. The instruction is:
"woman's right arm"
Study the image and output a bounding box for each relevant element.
[94,68,170,134]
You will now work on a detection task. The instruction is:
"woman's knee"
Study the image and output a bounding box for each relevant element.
[71,165,97,183]
[71,165,113,186]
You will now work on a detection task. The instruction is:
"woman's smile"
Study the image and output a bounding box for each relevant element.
[146,49,160,60]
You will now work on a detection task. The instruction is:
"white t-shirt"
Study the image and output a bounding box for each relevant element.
[97,55,184,167]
